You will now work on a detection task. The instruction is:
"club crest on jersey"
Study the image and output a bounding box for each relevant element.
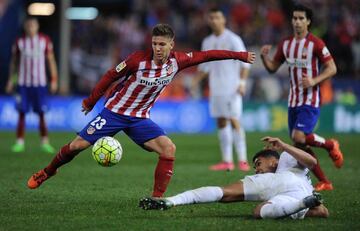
[302,47,308,58]
[166,64,173,75]
[87,126,96,135]
[116,61,126,72]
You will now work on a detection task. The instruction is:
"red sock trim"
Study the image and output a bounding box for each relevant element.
[305,133,333,150]
[16,112,25,139]
[45,143,80,175]
[305,147,330,182]
[152,155,175,197]
[39,112,48,137]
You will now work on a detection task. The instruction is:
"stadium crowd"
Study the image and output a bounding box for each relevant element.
[68,0,359,103]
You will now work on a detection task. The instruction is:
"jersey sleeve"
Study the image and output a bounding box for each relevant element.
[197,39,209,73]
[273,40,286,64]
[233,36,250,69]
[314,38,333,64]
[175,50,249,71]
[44,35,54,55]
[12,39,20,56]
[82,52,139,110]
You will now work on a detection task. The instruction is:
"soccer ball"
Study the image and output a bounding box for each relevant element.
[92,136,123,167]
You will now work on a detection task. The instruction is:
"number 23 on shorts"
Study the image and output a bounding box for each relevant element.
[90,116,107,130]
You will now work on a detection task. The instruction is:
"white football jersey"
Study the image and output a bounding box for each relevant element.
[199,29,250,96]
[276,151,312,186]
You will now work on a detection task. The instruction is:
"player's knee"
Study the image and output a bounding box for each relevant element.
[159,142,176,158]
[291,133,305,144]
[217,118,227,128]
[69,138,90,151]
[166,142,176,156]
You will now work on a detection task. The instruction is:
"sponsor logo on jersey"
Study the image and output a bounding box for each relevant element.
[286,58,309,68]
[87,126,96,135]
[116,61,126,72]
[139,76,172,86]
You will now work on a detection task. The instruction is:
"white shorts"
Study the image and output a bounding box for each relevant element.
[242,171,312,201]
[209,94,242,118]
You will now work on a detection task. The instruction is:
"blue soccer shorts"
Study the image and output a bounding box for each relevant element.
[16,86,48,113]
[78,108,166,149]
[288,105,320,135]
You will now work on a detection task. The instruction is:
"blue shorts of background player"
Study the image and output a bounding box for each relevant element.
[16,86,48,113]
[288,105,320,135]
[78,108,166,150]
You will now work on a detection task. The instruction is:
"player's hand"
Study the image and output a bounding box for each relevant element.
[261,136,285,152]
[260,45,272,57]
[302,73,316,88]
[237,84,246,96]
[5,81,14,94]
[247,52,256,64]
[50,81,58,94]
[81,100,91,115]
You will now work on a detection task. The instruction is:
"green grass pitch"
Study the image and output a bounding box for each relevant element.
[0,131,359,230]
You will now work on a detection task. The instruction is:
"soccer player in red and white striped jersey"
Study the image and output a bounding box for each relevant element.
[260,4,343,191]
[6,16,58,154]
[27,24,256,197]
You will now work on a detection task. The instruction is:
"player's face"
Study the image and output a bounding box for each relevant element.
[292,11,310,35]
[152,35,174,65]
[24,19,39,37]
[253,157,278,174]
[207,11,226,34]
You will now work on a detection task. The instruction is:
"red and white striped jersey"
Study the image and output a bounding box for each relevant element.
[13,33,53,87]
[83,50,249,118]
[274,33,333,108]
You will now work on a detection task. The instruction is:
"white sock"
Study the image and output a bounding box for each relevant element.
[233,127,247,162]
[41,137,49,144]
[260,200,305,219]
[218,125,233,163]
[16,138,24,145]
[167,186,223,206]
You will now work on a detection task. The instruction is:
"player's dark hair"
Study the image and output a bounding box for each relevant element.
[152,24,175,39]
[209,7,223,14]
[252,149,280,163]
[292,3,313,26]
[25,15,38,22]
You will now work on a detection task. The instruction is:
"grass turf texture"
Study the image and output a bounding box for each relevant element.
[0,131,359,230]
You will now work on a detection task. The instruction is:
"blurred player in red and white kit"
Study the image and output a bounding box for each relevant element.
[260,4,343,191]
[27,24,256,197]
[6,16,58,154]
[192,8,251,172]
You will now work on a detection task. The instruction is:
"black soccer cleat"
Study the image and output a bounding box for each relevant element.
[303,192,323,208]
[139,197,173,210]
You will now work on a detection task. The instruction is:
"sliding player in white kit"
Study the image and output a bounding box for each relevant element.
[192,8,251,171]
[140,136,329,219]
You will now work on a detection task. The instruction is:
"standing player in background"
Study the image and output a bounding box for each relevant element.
[27,24,256,197]
[260,4,343,191]
[192,8,251,172]
[5,16,58,154]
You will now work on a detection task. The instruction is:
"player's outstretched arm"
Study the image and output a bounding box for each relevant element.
[260,45,281,73]
[262,136,317,169]
[176,50,255,70]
